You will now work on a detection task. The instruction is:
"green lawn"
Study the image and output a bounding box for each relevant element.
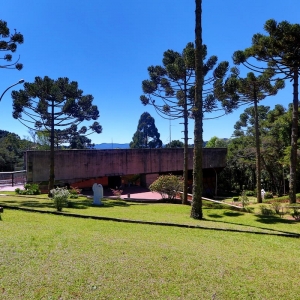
[0,194,300,235]
[1,194,300,299]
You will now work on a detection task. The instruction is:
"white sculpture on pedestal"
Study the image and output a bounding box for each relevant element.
[92,183,103,205]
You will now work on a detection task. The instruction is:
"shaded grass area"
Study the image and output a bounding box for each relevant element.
[1,210,300,300]
[0,194,300,236]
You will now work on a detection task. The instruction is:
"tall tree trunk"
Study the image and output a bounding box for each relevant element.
[253,95,262,203]
[48,99,55,194]
[183,79,189,204]
[190,0,203,219]
[289,69,299,204]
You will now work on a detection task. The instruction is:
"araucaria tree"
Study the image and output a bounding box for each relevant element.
[215,69,284,202]
[11,76,102,192]
[233,19,300,203]
[223,104,296,196]
[130,112,162,148]
[140,42,228,205]
[0,19,23,70]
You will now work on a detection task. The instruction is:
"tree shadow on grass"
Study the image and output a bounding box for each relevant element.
[67,198,135,209]
[21,201,53,208]
[0,200,20,205]
[204,217,300,236]
[205,209,244,219]
[206,213,223,219]
[203,209,300,236]
[100,199,131,208]
[223,211,245,217]
[68,199,92,209]
[0,199,54,209]
[1,196,146,211]
[255,215,295,225]
[72,198,133,209]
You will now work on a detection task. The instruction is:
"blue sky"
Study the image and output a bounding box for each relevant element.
[1,0,298,144]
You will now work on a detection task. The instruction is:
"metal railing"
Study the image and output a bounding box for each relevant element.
[0,170,26,187]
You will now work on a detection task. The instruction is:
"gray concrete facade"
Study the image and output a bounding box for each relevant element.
[25,148,227,187]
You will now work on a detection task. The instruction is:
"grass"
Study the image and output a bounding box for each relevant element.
[0,192,300,298]
[0,193,300,235]
[1,209,300,299]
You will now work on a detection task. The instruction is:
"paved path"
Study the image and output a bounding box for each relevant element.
[0,184,163,201]
[0,184,23,192]
[85,186,163,202]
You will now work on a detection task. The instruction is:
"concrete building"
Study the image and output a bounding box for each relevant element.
[25,148,227,194]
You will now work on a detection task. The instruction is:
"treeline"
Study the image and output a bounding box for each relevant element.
[0,130,31,171]
[0,129,96,172]
[213,103,300,196]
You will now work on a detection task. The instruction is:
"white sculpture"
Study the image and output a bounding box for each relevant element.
[92,183,103,205]
[261,189,265,200]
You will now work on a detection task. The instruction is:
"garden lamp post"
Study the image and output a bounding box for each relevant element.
[0,79,24,102]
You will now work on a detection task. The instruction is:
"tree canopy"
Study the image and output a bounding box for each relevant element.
[140,42,229,119]
[130,112,162,149]
[232,19,300,203]
[165,140,184,148]
[205,136,229,148]
[222,103,300,197]
[12,76,102,134]
[11,76,102,191]
[140,41,228,205]
[0,130,32,171]
[0,19,24,70]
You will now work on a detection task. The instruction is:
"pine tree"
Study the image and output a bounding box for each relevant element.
[12,76,102,192]
[130,112,162,149]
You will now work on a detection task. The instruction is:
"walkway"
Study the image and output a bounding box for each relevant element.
[0,184,163,202]
[0,184,243,208]
[84,186,163,202]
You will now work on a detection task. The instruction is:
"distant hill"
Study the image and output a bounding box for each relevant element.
[94,143,130,149]
[94,142,210,149]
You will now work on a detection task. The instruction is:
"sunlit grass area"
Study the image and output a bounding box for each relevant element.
[1,193,300,236]
[1,209,300,300]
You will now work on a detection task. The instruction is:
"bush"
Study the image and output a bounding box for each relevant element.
[239,191,249,208]
[289,205,300,221]
[271,201,283,215]
[149,174,183,201]
[15,183,41,195]
[243,207,254,213]
[50,187,70,211]
[259,205,274,216]
[232,197,239,202]
[264,192,273,199]
[245,190,254,196]
[69,186,81,199]
[111,188,123,199]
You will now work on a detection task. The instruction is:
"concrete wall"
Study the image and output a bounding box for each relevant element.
[25,148,227,184]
